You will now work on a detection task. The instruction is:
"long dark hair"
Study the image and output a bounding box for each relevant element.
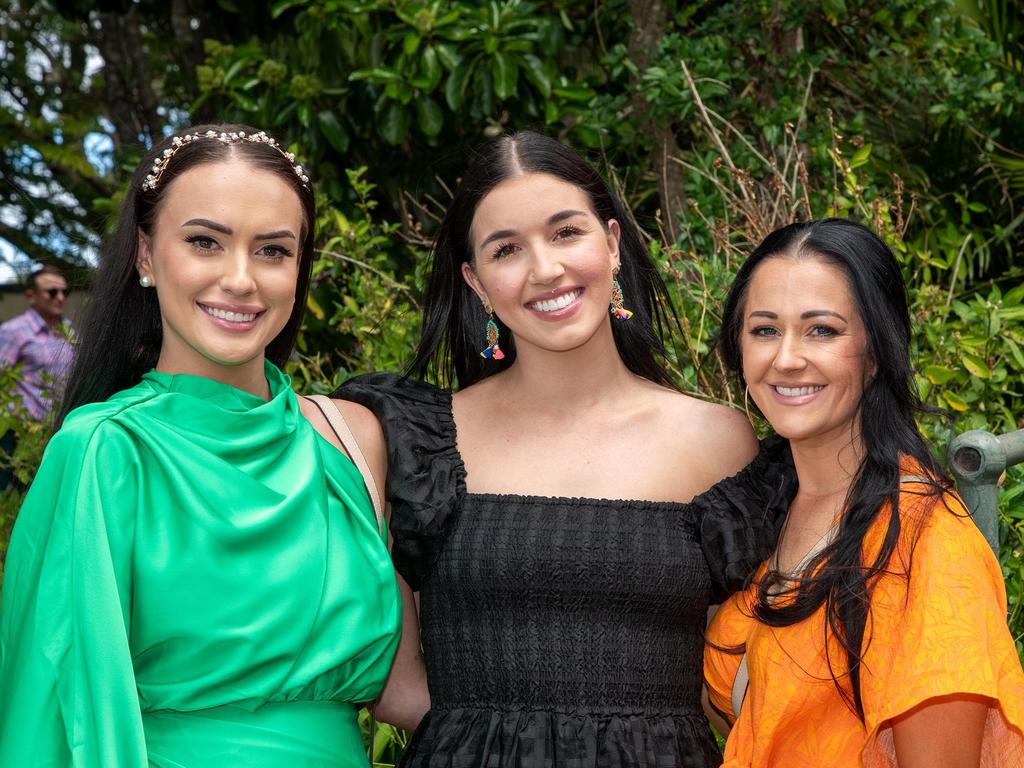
[56,123,316,429]
[720,218,951,718]
[408,130,678,389]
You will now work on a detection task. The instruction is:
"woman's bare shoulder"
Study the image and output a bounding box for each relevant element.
[647,387,759,477]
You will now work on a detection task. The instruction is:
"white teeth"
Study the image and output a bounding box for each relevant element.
[530,290,580,312]
[202,305,257,323]
[775,385,824,397]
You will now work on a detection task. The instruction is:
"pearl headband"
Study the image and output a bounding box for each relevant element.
[140,129,310,192]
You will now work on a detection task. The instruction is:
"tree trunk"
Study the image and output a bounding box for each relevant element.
[627,0,687,243]
[91,9,162,147]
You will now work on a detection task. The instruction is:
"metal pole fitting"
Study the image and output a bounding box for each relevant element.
[948,428,1024,554]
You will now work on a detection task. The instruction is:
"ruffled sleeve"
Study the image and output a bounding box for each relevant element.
[333,372,466,591]
[693,435,797,604]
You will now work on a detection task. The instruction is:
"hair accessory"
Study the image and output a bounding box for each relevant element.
[139,275,154,288]
[610,278,633,320]
[479,311,505,360]
[141,130,310,192]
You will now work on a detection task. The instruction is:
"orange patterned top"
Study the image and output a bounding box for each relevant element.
[704,482,1024,768]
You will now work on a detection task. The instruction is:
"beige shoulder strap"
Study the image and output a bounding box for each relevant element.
[306,394,384,535]
[732,653,749,720]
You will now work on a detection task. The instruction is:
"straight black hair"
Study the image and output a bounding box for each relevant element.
[408,130,678,389]
[720,218,951,719]
[56,123,316,428]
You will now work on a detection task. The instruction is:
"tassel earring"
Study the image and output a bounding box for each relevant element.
[610,278,633,321]
[479,307,505,360]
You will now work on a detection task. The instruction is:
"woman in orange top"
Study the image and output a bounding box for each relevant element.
[703,218,1024,768]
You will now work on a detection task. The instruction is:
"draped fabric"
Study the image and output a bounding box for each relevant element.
[705,481,1024,768]
[336,373,796,768]
[0,362,401,767]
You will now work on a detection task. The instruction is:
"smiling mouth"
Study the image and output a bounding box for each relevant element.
[199,304,262,323]
[527,289,582,313]
[773,385,825,397]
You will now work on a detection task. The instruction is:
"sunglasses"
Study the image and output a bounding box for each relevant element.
[43,287,71,299]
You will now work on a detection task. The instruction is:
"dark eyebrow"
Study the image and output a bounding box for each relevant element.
[181,219,294,241]
[547,209,587,225]
[182,218,232,234]
[801,310,847,321]
[254,230,296,241]
[747,309,848,322]
[479,228,518,249]
[478,210,589,250]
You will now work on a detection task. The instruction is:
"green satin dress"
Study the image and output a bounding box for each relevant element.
[0,362,401,767]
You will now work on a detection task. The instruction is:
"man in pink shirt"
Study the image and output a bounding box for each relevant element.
[0,266,75,487]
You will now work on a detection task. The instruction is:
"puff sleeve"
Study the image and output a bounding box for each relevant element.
[333,373,466,591]
[693,435,797,604]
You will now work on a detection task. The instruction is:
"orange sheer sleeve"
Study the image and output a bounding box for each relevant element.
[860,492,1024,768]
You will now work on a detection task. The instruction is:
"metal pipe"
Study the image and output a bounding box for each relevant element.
[948,428,1024,554]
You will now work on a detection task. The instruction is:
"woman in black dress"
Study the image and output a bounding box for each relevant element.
[338,131,794,767]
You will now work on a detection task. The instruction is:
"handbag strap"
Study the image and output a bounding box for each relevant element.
[305,394,384,535]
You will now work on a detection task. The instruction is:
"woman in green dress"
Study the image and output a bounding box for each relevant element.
[0,124,402,767]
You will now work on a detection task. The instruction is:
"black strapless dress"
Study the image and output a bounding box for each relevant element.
[335,373,795,768]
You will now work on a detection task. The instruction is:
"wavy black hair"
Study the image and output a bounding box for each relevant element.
[720,218,951,719]
[407,130,678,389]
[56,123,315,428]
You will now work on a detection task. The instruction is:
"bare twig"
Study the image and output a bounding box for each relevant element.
[945,234,973,308]
[679,59,750,202]
[316,249,421,309]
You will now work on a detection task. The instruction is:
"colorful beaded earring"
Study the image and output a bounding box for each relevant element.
[479,307,505,360]
[610,277,633,321]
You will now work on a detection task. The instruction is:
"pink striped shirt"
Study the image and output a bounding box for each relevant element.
[0,308,75,420]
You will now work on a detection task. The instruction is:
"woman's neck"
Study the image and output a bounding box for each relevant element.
[788,425,865,502]
[154,353,271,400]
[492,323,637,412]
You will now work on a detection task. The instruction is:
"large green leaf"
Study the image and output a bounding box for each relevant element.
[962,353,992,379]
[270,0,309,18]
[317,110,350,153]
[379,101,410,145]
[520,54,550,98]
[416,96,444,137]
[445,58,473,109]
[420,46,443,92]
[492,53,518,100]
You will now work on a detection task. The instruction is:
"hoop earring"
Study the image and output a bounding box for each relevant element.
[610,278,633,321]
[743,385,754,426]
[479,306,505,360]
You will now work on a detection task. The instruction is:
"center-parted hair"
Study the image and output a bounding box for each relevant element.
[719,218,951,719]
[56,123,316,428]
[408,130,679,389]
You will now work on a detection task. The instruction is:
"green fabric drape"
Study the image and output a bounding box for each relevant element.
[0,362,401,767]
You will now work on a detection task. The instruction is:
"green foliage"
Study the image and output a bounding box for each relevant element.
[360,709,409,766]
[0,367,58,589]
[3,0,1023,759]
[290,167,425,390]
[186,0,604,214]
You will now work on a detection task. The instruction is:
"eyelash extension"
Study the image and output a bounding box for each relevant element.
[490,224,587,259]
[259,244,294,259]
[492,241,518,260]
[185,234,218,249]
[554,224,585,239]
